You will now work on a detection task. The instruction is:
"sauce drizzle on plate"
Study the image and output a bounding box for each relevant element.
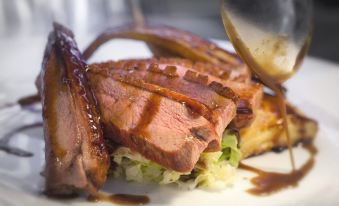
[88,193,150,205]
[240,143,317,195]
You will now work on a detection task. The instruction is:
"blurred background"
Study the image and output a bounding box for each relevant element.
[0,0,338,62]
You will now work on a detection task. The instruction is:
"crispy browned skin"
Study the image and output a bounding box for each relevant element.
[82,24,251,83]
[38,23,109,196]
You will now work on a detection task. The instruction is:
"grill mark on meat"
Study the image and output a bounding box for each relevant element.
[185,106,202,119]
[163,65,179,77]
[148,63,162,73]
[132,94,162,138]
[184,70,208,85]
[237,107,253,114]
[208,81,239,103]
[89,67,214,123]
[137,62,147,70]
[190,126,211,142]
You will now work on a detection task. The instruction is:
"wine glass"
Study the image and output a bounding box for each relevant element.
[221,0,313,170]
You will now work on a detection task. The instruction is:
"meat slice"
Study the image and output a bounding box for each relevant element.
[89,60,237,151]
[91,58,262,128]
[88,70,225,172]
[160,58,263,128]
[222,81,263,127]
[38,23,109,196]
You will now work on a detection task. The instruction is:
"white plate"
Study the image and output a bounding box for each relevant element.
[0,36,339,206]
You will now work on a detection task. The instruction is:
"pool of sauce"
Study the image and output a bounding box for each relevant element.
[17,94,41,106]
[0,94,40,110]
[240,143,317,195]
[88,193,150,205]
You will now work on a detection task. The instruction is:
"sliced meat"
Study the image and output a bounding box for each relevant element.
[222,81,263,128]
[38,23,109,196]
[88,70,226,172]
[91,58,262,128]
[89,60,237,150]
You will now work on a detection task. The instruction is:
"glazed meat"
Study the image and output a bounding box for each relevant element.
[90,58,262,128]
[38,23,109,196]
[88,60,238,172]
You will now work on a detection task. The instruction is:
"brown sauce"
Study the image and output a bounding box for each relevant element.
[0,94,42,157]
[0,122,43,157]
[0,94,41,111]
[88,193,150,205]
[239,143,317,195]
[254,70,296,171]
[132,94,161,138]
[17,94,41,106]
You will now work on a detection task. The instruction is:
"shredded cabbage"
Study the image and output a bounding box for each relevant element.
[219,130,242,167]
[111,130,241,190]
[113,147,182,184]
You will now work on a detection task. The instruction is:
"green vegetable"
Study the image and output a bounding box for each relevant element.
[219,130,242,167]
[111,129,242,190]
[112,147,182,184]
